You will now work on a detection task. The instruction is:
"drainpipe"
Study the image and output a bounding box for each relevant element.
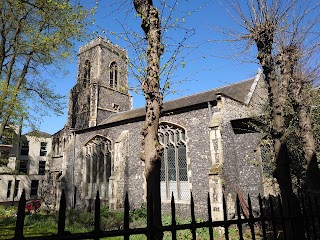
[70,129,76,208]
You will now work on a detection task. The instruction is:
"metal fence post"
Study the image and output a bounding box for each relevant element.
[236,194,244,240]
[14,189,26,240]
[94,191,101,240]
[207,193,214,240]
[124,192,130,240]
[58,189,66,235]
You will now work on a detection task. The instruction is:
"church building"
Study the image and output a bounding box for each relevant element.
[47,37,270,219]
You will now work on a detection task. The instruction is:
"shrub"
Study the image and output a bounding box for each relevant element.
[66,208,94,231]
[100,206,124,230]
[0,205,17,218]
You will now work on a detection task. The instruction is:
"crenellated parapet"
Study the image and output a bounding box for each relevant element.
[79,36,128,60]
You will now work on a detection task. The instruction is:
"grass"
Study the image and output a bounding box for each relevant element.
[0,205,263,240]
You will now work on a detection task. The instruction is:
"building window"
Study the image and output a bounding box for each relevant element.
[21,140,29,155]
[55,139,60,155]
[109,61,118,89]
[14,180,20,198]
[30,180,39,197]
[40,142,47,156]
[159,123,189,201]
[39,161,46,175]
[84,136,112,199]
[7,180,12,198]
[19,160,28,174]
[83,60,91,88]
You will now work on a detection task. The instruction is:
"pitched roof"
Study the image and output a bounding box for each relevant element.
[24,130,51,138]
[99,76,257,126]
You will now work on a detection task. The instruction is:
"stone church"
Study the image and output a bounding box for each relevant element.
[47,37,270,219]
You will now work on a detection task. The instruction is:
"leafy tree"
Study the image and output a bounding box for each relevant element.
[0,0,92,136]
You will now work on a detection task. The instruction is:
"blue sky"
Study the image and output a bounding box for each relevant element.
[37,0,261,134]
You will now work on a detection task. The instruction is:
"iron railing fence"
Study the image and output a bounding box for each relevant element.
[10,189,320,240]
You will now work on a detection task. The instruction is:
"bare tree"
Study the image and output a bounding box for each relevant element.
[133,1,163,237]
[218,1,320,238]
[222,0,320,193]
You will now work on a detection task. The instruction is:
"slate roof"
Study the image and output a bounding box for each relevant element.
[99,77,256,126]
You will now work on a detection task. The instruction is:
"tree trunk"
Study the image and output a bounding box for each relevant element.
[133,1,163,239]
[252,24,304,239]
[298,102,320,190]
[252,24,293,197]
[290,73,320,190]
[278,45,320,190]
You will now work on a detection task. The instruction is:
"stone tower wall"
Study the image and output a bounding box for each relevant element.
[68,37,131,130]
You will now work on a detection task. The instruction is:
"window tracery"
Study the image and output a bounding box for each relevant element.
[159,123,189,201]
[109,61,118,89]
[83,136,112,199]
[83,60,91,88]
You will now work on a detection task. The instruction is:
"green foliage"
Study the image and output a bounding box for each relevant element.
[101,207,124,230]
[0,0,94,134]
[0,205,17,219]
[65,208,94,233]
[129,204,147,228]
[253,85,320,192]
[0,204,265,240]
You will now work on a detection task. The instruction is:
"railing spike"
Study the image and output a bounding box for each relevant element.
[247,194,255,240]
[147,192,153,240]
[190,192,196,240]
[278,194,287,240]
[207,193,213,240]
[236,194,244,240]
[223,194,229,240]
[258,194,267,240]
[94,190,100,237]
[15,189,26,239]
[171,193,176,240]
[124,192,130,240]
[58,189,66,236]
[269,195,277,240]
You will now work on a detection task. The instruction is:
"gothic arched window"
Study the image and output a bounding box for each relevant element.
[83,60,91,88]
[109,61,118,89]
[83,136,112,199]
[159,123,189,201]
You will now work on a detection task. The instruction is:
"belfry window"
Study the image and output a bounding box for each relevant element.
[83,136,112,199]
[159,123,189,201]
[83,60,91,87]
[109,61,118,89]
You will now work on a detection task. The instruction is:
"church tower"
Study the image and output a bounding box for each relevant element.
[67,37,131,129]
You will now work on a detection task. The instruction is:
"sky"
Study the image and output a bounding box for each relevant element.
[36,0,262,134]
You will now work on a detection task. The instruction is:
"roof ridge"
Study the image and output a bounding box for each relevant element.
[162,77,255,104]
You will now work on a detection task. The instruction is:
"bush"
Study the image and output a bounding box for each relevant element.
[0,205,17,219]
[65,208,94,232]
[100,206,124,230]
[24,213,56,230]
